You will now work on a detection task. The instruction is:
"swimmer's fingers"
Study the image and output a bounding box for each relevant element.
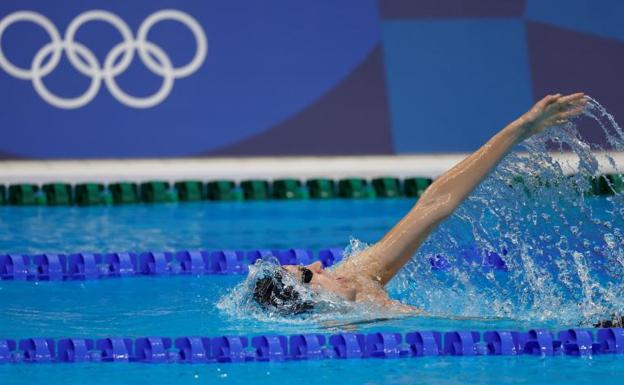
[548,106,585,125]
[559,92,586,104]
[539,92,584,106]
[537,94,562,110]
[552,93,587,112]
[544,93,586,121]
[559,105,585,119]
[516,92,586,139]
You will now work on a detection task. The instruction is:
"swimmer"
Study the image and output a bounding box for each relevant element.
[253,93,588,315]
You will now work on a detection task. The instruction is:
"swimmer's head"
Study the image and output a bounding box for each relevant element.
[252,261,357,314]
[253,270,314,315]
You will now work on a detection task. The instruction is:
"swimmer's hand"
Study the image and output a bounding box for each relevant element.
[516,92,587,140]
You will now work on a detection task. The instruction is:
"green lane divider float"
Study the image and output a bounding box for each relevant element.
[306,178,336,199]
[8,184,44,205]
[109,182,139,204]
[404,177,433,197]
[174,181,204,202]
[372,177,402,198]
[511,174,624,197]
[206,180,243,201]
[140,181,177,203]
[75,183,107,206]
[42,183,72,206]
[273,179,309,199]
[609,174,624,193]
[338,178,376,199]
[2,173,622,207]
[241,179,270,200]
[591,174,624,196]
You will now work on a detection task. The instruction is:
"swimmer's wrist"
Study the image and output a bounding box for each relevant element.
[505,118,532,143]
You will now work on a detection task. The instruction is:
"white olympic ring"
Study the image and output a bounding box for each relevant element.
[0,9,208,109]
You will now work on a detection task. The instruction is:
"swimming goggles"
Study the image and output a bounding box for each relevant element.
[299,266,313,284]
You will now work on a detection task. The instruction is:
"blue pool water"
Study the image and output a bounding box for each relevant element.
[1,196,623,384]
[3,99,624,384]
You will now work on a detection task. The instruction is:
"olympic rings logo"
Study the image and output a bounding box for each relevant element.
[0,9,208,109]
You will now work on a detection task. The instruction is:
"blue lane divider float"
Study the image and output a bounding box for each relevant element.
[0,248,337,281]
[0,246,507,281]
[2,328,624,364]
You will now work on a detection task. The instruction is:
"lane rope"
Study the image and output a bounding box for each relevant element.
[1,328,621,364]
[0,246,508,281]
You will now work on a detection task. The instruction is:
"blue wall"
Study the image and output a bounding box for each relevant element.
[0,0,622,158]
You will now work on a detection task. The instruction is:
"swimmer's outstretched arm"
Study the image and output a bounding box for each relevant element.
[343,93,587,285]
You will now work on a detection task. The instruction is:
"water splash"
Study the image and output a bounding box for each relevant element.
[217,256,405,325]
[219,98,624,327]
[391,97,624,325]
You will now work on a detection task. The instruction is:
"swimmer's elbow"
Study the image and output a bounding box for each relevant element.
[435,201,456,221]
[416,195,457,223]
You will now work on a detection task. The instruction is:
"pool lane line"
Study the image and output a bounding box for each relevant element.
[1,329,620,364]
[0,247,509,281]
[1,172,621,206]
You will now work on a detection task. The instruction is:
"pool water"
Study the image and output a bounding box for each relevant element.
[3,99,624,384]
[0,196,623,385]
[0,199,409,254]
[2,354,624,385]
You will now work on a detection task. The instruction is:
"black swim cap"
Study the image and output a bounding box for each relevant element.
[253,271,314,315]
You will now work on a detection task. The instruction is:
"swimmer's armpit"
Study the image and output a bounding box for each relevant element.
[384,299,424,314]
